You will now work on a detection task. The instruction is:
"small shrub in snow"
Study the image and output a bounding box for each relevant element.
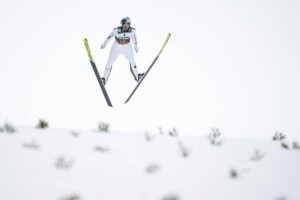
[145,131,154,141]
[97,122,109,132]
[161,193,180,200]
[71,131,80,137]
[273,132,286,141]
[94,145,110,153]
[59,194,81,200]
[1,122,17,133]
[145,163,160,174]
[292,141,300,150]
[274,196,287,200]
[169,128,179,137]
[23,139,40,149]
[208,128,223,145]
[281,142,290,150]
[280,141,300,150]
[229,168,239,179]
[250,149,265,161]
[37,119,48,129]
[158,127,164,134]
[55,156,73,169]
[178,141,190,158]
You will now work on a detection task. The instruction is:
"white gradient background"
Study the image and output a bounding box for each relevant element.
[0,0,299,139]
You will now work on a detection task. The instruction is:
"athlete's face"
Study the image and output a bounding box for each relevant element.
[122,23,130,31]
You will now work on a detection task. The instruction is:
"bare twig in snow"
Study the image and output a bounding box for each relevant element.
[55,156,73,169]
[59,194,81,200]
[161,193,180,200]
[94,145,110,153]
[145,163,160,174]
[23,139,40,149]
[250,149,265,161]
[178,141,190,158]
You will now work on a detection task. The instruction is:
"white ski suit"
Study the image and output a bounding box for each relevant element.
[101,26,140,82]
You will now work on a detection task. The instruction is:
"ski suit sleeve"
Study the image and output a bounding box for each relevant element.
[131,29,138,53]
[101,29,116,49]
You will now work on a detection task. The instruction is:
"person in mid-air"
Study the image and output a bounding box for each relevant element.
[100,17,144,85]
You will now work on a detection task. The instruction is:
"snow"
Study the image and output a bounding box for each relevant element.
[0,127,300,200]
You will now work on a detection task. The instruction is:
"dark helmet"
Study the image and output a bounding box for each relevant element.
[120,17,131,25]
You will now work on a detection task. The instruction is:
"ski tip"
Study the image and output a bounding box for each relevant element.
[167,33,171,39]
[83,38,88,46]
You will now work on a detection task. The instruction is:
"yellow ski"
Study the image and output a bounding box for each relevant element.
[83,38,113,107]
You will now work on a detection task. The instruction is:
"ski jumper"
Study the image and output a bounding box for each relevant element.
[102,26,140,82]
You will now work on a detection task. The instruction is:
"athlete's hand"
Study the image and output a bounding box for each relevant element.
[101,44,106,49]
[134,46,139,53]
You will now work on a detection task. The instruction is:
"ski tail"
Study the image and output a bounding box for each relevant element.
[124,33,171,104]
[83,38,113,107]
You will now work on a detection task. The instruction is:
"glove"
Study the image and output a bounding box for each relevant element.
[101,43,106,49]
[134,46,139,53]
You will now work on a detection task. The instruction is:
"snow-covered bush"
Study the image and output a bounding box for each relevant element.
[55,156,73,169]
[0,122,17,133]
[97,122,109,132]
[208,128,223,145]
[272,131,286,141]
[169,127,179,137]
[281,140,300,150]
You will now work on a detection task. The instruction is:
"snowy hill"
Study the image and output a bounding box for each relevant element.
[0,127,300,200]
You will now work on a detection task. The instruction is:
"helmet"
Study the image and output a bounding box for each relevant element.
[120,17,131,25]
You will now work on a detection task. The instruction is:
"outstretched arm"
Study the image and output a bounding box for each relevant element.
[131,29,138,53]
[101,29,115,49]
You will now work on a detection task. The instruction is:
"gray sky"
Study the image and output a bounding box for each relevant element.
[1,0,300,139]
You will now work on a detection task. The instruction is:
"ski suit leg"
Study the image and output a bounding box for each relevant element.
[123,44,140,81]
[103,43,120,81]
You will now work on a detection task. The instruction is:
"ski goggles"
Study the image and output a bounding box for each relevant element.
[121,20,130,25]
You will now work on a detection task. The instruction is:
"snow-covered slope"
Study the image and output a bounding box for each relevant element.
[0,127,299,200]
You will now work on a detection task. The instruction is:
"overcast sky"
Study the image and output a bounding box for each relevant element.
[1,0,300,140]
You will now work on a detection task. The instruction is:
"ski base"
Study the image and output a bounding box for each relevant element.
[83,38,113,107]
[124,33,171,104]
